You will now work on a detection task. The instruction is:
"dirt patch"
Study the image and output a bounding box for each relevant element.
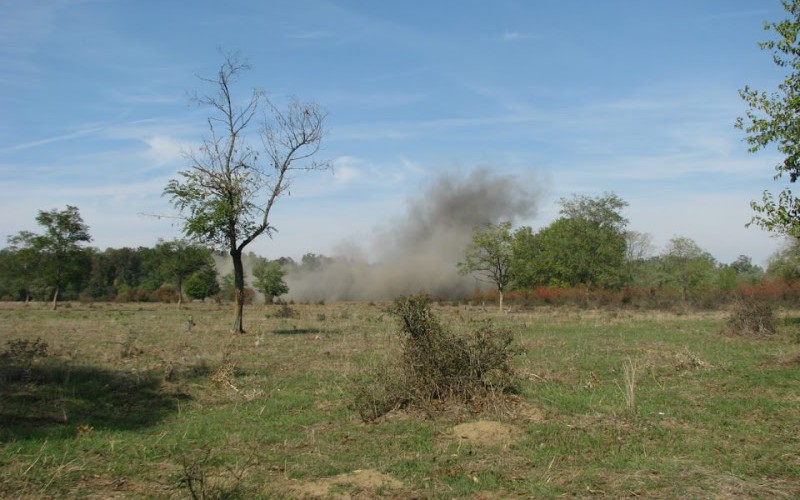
[446,420,522,449]
[290,469,403,499]
[503,398,547,424]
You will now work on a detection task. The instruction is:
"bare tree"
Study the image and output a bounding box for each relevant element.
[165,53,328,332]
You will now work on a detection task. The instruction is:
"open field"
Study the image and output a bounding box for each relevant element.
[1,301,799,498]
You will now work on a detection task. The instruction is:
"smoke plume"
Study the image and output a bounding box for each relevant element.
[286,168,538,301]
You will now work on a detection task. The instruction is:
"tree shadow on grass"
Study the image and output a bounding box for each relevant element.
[0,359,189,442]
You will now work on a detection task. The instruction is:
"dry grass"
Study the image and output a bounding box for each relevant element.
[0,300,799,498]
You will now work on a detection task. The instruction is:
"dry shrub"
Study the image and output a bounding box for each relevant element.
[723,296,777,337]
[3,337,49,361]
[351,361,410,422]
[0,337,50,383]
[353,294,520,421]
[273,303,297,319]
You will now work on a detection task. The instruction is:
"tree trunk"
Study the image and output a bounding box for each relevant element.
[51,285,59,311]
[498,288,504,312]
[177,277,183,309]
[231,249,246,333]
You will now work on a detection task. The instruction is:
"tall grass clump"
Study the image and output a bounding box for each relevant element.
[353,294,520,421]
[617,356,640,415]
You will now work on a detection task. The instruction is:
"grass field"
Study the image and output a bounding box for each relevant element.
[1,300,799,498]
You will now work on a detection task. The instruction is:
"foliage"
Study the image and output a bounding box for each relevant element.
[154,240,216,306]
[512,193,628,293]
[163,52,328,332]
[558,192,628,231]
[767,238,800,279]
[737,0,800,236]
[659,237,717,302]
[354,295,519,421]
[184,267,221,302]
[457,221,514,310]
[252,258,289,304]
[0,247,40,301]
[6,205,92,309]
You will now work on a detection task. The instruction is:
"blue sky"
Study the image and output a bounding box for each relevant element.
[0,0,791,266]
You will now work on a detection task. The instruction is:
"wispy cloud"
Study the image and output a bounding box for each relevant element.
[0,126,106,152]
[287,30,329,40]
[501,31,536,41]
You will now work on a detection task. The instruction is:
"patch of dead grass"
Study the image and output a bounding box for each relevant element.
[289,468,403,499]
[440,420,523,450]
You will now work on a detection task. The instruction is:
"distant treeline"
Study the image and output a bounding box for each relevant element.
[1,239,800,309]
[3,201,800,308]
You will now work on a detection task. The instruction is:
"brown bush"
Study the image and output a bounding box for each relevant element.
[353,294,520,421]
[723,297,777,337]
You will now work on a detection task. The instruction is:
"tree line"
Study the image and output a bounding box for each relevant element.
[458,193,785,310]
[5,199,798,311]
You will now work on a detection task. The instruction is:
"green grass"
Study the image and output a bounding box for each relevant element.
[0,301,798,498]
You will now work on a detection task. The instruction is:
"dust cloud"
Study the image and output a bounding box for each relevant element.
[285,168,538,302]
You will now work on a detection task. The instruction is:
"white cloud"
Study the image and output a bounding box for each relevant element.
[142,135,187,166]
[332,157,361,184]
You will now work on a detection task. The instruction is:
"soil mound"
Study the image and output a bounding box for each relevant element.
[291,468,403,498]
[450,420,521,448]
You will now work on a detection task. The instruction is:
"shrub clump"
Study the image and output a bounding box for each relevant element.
[353,294,520,421]
[723,296,777,337]
[0,337,50,383]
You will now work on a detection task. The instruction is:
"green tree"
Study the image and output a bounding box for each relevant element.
[737,0,800,236]
[164,53,328,333]
[659,236,717,303]
[458,221,514,311]
[0,246,41,301]
[220,272,236,299]
[184,266,221,302]
[512,193,629,295]
[767,239,800,279]
[252,258,289,304]
[7,205,92,309]
[728,254,765,285]
[624,230,656,286]
[155,240,215,307]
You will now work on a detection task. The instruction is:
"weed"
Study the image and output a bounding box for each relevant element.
[616,356,639,415]
[177,444,258,499]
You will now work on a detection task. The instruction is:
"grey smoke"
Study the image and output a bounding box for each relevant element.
[286,167,539,302]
